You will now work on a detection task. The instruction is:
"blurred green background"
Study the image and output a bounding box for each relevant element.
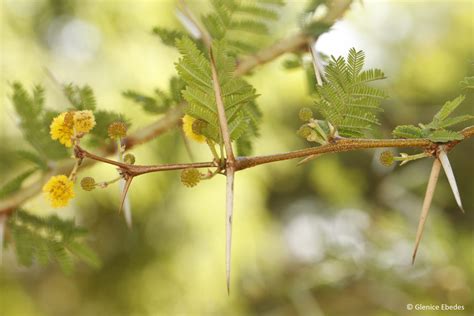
[1,0,473,315]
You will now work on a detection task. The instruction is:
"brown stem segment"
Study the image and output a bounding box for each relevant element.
[236,138,433,171]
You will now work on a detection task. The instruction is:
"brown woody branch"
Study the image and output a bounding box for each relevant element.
[69,126,474,179]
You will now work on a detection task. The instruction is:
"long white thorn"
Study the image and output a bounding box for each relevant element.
[0,214,6,264]
[412,158,441,264]
[439,149,464,213]
[118,142,133,228]
[119,178,133,228]
[225,168,235,295]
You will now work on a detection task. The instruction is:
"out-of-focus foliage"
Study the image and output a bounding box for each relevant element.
[202,0,285,54]
[176,37,260,144]
[7,210,100,273]
[1,0,473,316]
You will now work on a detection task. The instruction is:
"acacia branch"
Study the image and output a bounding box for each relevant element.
[0,1,354,216]
[71,126,474,179]
[0,109,182,215]
[236,126,474,170]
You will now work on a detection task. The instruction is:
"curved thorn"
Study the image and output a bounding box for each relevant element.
[439,149,464,213]
[412,158,441,265]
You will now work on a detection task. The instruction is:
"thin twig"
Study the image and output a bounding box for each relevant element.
[236,127,474,171]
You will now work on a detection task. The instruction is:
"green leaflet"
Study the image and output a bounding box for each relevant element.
[429,95,465,126]
[392,125,424,139]
[0,169,38,199]
[393,95,473,142]
[16,150,49,171]
[152,27,187,47]
[426,95,473,129]
[202,0,285,55]
[175,37,260,144]
[123,77,185,114]
[63,83,97,111]
[11,82,69,160]
[460,76,474,90]
[7,210,101,273]
[313,48,388,137]
[427,129,464,143]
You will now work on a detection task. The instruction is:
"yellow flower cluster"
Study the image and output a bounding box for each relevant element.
[42,175,75,208]
[182,114,206,143]
[74,110,96,134]
[50,110,96,147]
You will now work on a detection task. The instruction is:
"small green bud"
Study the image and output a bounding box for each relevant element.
[80,176,96,191]
[297,125,313,138]
[298,107,313,122]
[379,150,394,167]
[123,153,135,165]
[108,121,127,139]
[181,168,201,188]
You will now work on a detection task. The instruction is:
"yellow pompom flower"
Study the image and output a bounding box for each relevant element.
[182,114,206,143]
[42,175,75,208]
[74,110,96,134]
[50,112,75,147]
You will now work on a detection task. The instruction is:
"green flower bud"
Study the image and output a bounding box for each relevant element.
[297,125,313,138]
[298,107,313,122]
[123,153,135,165]
[181,168,201,188]
[379,150,394,167]
[80,176,96,191]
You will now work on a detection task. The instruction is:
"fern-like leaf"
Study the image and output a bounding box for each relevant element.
[152,27,187,47]
[201,0,285,55]
[15,150,49,171]
[7,210,100,273]
[393,95,473,142]
[63,83,97,111]
[427,129,464,143]
[123,77,185,114]
[11,83,69,160]
[460,76,474,90]
[392,125,424,139]
[0,169,38,199]
[313,48,388,137]
[176,37,260,144]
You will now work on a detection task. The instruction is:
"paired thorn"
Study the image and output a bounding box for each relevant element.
[438,149,464,213]
[412,158,441,265]
[409,146,465,265]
